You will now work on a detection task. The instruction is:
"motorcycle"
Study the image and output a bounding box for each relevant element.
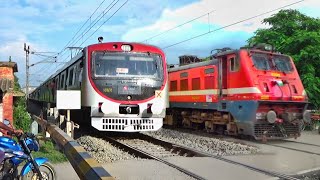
[0,119,56,180]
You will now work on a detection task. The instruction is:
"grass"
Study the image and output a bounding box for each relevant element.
[33,139,68,164]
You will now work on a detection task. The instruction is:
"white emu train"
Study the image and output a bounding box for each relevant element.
[28,42,168,132]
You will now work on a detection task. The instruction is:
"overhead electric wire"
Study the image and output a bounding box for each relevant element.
[57,0,118,62]
[32,0,118,84]
[61,0,107,51]
[30,0,129,86]
[56,0,116,63]
[79,0,129,46]
[162,0,305,49]
[141,10,215,43]
[64,0,118,50]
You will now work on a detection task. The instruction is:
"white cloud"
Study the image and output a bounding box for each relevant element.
[121,0,320,63]
[123,0,320,44]
[2,0,319,86]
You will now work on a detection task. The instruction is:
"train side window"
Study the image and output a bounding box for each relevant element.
[180,79,188,91]
[192,78,200,90]
[205,76,215,89]
[68,67,75,86]
[205,68,214,74]
[180,72,188,78]
[230,57,239,72]
[170,81,177,91]
[60,73,65,89]
[55,77,59,90]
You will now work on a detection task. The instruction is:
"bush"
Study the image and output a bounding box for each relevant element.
[13,97,32,132]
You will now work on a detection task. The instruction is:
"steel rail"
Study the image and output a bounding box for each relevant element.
[264,143,320,156]
[105,137,207,180]
[280,139,320,148]
[137,134,299,180]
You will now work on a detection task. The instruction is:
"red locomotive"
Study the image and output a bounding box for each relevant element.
[165,44,310,140]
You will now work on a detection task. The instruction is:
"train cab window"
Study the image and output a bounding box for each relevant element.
[180,79,188,91]
[251,54,271,70]
[230,57,239,72]
[192,78,200,90]
[273,56,293,72]
[170,81,177,91]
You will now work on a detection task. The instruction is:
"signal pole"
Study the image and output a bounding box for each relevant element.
[24,43,30,99]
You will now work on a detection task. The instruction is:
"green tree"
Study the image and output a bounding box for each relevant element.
[13,75,32,131]
[248,9,320,108]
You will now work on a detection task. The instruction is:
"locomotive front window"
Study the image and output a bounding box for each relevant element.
[251,53,293,72]
[252,54,271,70]
[92,52,163,80]
[273,56,293,72]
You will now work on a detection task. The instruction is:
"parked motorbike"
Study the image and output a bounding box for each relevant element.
[0,119,56,180]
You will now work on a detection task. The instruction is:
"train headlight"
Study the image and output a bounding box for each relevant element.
[121,44,132,51]
[267,110,277,123]
[100,102,118,114]
[151,102,163,114]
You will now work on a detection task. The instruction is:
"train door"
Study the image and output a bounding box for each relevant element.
[218,56,228,99]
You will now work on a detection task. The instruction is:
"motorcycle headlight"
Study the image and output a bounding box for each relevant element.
[26,138,40,152]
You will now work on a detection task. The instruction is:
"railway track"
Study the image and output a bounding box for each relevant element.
[104,133,299,180]
[264,140,320,156]
[164,126,320,157]
[105,135,207,180]
[280,139,320,148]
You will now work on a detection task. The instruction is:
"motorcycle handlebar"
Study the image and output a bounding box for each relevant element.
[17,132,35,141]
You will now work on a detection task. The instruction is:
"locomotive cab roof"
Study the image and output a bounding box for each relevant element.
[169,59,218,72]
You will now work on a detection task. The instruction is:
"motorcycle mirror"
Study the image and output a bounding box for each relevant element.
[3,119,10,126]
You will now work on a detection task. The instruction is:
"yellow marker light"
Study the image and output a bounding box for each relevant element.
[292,96,303,100]
[261,95,269,100]
[271,73,281,77]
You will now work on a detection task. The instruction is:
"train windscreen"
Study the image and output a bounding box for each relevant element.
[251,53,293,72]
[92,52,163,80]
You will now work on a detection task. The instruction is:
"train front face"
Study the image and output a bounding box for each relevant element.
[86,43,168,132]
[242,48,310,139]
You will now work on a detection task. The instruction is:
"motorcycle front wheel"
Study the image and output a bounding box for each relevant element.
[21,162,56,180]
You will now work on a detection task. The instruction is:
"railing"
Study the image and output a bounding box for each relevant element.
[32,115,115,180]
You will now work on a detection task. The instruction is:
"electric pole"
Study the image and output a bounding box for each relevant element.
[24,43,30,99]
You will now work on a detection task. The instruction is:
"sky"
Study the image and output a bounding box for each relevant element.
[0,0,319,87]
